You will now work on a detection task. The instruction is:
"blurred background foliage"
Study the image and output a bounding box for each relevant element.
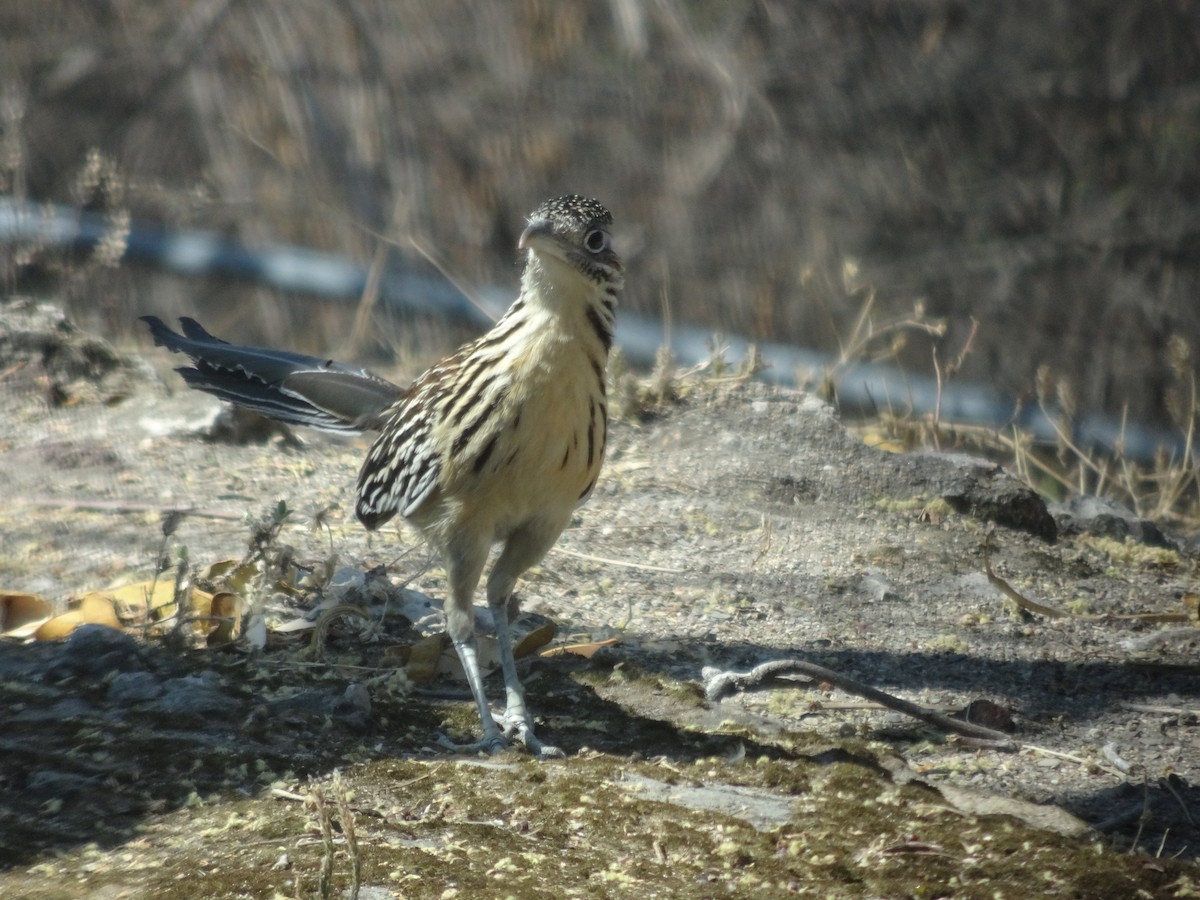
[2,0,1199,427]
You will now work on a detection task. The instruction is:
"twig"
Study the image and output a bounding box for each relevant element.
[983,536,1066,618]
[1159,776,1196,827]
[332,771,361,900]
[702,659,1017,747]
[552,546,685,574]
[931,316,979,445]
[14,496,244,520]
[310,781,336,900]
[339,240,386,361]
[1021,742,1124,778]
[1121,703,1200,717]
[270,787,309,802]
[1093,798,1150,834]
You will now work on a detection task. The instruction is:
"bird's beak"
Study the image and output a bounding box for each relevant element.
[518,220,553,251]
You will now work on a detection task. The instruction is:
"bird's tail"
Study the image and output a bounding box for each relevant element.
[141,316,402,433]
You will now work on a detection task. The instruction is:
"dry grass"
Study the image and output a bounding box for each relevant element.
[3,1,1199,430]
[824,280,1200,529]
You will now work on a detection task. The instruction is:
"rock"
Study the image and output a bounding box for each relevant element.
[43,624,145,680]
[903,452,1058,542]
[155,672,234,717]
[26,771,102,798]
[107,670,164,704]
[0,296,149,404]
[1050,494,1173,548]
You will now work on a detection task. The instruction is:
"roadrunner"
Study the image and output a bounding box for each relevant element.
[143,196,623,757]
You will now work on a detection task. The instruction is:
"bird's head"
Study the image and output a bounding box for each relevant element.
[519,195,624,292]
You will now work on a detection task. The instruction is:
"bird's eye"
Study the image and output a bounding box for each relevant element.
[584,229,609,253]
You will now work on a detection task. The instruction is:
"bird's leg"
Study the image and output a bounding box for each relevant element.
[488,590,563,758]
[486,528,565,759]
[436,540,508,754]
[445,636,506,753]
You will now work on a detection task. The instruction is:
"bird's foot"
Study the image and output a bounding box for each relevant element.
[434,730,508,755]
[433,729,562,758]
[433,715,563,759]
[513,727,565,759]
[499,709,564,759]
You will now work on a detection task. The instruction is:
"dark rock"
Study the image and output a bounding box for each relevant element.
[265,682,372,731]
[904,453,1057,542]
[155,672,234,717]
[26,771,102,798]
[107,670,164,704]
[11,697,97,723]
[43,624,145,680]
[1051,495,1173,548]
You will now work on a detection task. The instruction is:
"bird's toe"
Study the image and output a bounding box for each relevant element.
[434,730,510,755]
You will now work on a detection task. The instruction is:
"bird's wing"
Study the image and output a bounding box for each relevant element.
[142,316,402,433]
[354,365,453,528]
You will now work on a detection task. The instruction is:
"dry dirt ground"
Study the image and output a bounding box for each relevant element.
[1,300,1198,898]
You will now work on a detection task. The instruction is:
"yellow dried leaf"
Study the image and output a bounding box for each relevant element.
[206,591,244,645]
[204,559,259,594]
[1,592,53,638]
[406,633,450,684]
[190,588,214,618]
[35,594,122,640]
[106,580,179,623]
[514,620,557,658]
[541,637,620,659]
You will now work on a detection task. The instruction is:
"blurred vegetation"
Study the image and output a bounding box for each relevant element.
[2,0,1199,427]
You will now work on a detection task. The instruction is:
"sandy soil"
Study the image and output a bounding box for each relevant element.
[0,301,1197,897]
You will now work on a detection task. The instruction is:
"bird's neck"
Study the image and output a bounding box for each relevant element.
[518,254,617,359]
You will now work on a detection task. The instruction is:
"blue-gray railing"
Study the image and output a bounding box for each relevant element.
[0,197,1183,462]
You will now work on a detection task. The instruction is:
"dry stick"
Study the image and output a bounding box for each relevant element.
[702,659,1017,747]
[931,316,979,449]
[982,533,1067,619]
[1159,775,1197,827]
[332,771,362,900]
[340,240,386,360]
[1092,797,1151,834]
[552,546,686,574]
[1122,703,1200,717]
[984,535,1193,625]
[1028,743,1123,777]
[14,496,244,520]
[779,536,1194,746]
[310,782,336,900]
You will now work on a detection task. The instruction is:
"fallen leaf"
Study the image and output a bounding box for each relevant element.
[204,559,260,594]
[206,591,244,645]
[541,637,620,659]
[106,580,180,624]
[1,592,53,638]
[514,620,557,658]
[35,593,122,639]
[406,633,450,684]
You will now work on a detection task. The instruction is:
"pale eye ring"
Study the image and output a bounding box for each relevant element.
[584,229,609,253]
